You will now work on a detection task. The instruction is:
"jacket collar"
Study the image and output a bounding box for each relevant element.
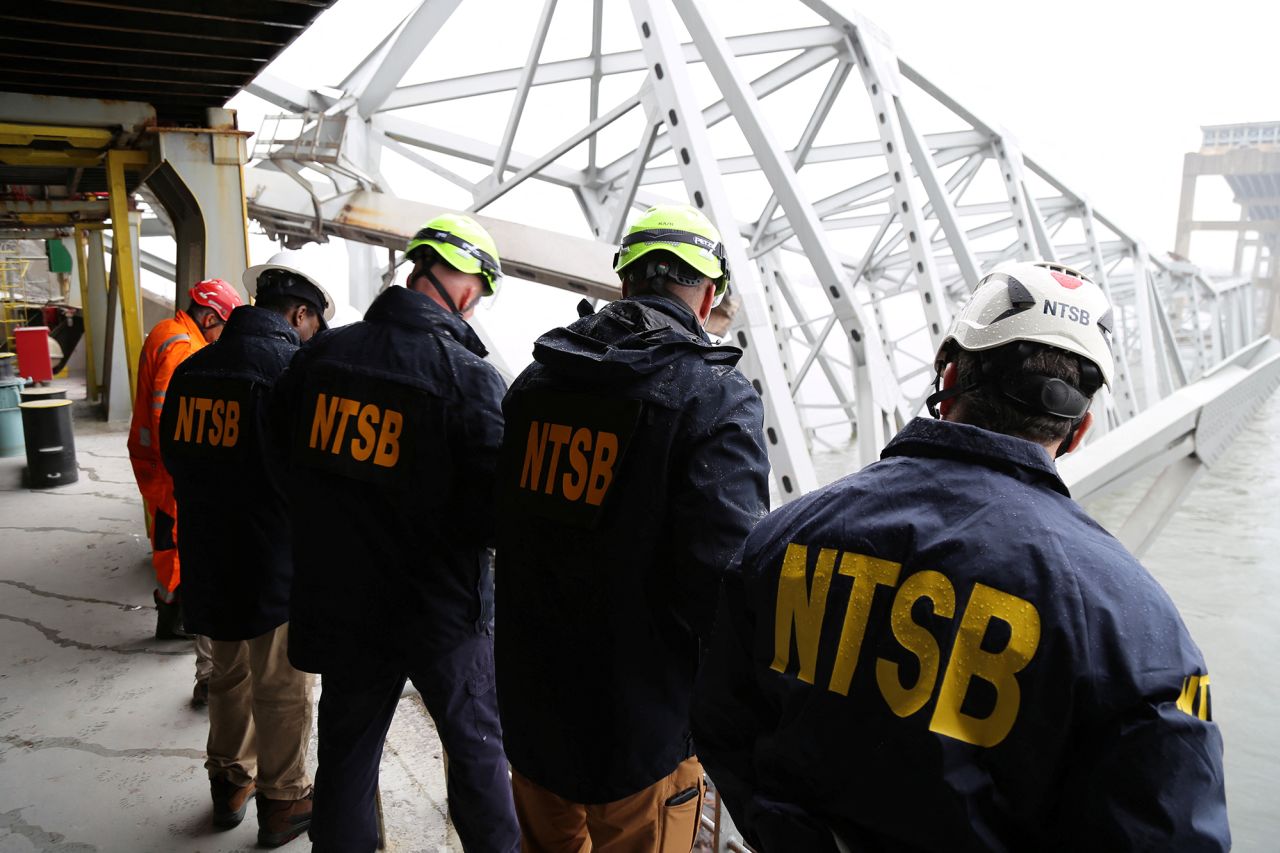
[626,293,710,342]
[362,285,488,357]
[881,417,1070,497]
[175,309,206,342]
[222,305,300,346]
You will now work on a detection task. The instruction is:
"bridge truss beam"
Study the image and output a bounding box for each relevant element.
[239,0,1273,507]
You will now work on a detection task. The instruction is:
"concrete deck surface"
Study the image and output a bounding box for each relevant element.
[0,401,459,852]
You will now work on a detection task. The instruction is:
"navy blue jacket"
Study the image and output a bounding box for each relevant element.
[270,286,506,673]
[159,305,300,641]
[692,418,1229,852]
[494,294,770,803]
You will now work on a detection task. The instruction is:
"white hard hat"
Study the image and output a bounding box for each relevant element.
[938,261,1115,389]
[243,247,337,325]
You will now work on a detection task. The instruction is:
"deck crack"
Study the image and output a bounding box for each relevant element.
[1,734,204,762]
[0,807,98,851]
[0,580,145,611]
[0,613,190,656]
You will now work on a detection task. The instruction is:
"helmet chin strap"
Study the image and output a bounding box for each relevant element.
[422,267,463,317]
[925,342,970,419]
[1055,418,1084,459]
[925,378,974,419]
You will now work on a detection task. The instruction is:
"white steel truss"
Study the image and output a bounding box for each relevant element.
[240,0,1276,520]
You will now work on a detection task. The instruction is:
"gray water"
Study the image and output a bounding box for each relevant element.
[811,392,1280,849]
[1087,393,1280,850]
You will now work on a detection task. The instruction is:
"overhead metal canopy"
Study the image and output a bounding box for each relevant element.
[0,1,337,206]
[0,0,337,126]
[0,98,153,201]
[0,3,317,408]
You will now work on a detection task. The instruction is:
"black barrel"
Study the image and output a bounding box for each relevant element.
[20,386,67,404]
[19,399,78,488]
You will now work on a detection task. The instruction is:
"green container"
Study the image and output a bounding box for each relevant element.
[0,377,24,457]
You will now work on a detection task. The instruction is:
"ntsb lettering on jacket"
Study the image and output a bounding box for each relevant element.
[292,364,450,491]
[160,375,253,460]
[499,390,642,529]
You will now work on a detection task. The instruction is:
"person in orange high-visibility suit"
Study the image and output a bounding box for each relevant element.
[128,279,243,701]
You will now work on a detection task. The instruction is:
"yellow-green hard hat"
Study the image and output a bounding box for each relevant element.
[613,204,730,297]
[405,213,503,295]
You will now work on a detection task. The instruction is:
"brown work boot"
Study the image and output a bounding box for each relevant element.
[257,788,313,848]
[210,776,256,829]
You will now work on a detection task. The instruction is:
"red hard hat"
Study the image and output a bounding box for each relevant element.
[189,278,244,322]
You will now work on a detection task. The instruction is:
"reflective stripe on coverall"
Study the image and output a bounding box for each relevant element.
[127,309,205,592]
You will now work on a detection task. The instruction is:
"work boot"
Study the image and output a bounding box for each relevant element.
[191,679,210,708]
[154,589,193,640]
[257,788,313,848]
[211,777,256,829]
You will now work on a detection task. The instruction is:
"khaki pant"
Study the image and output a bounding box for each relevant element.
[205,623,314,800]
[513,756,706,853]
[194,635,213,683]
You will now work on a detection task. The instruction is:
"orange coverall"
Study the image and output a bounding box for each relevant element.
[126,310,207,593]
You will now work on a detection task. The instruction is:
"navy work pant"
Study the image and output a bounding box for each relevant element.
[309,633,519,852]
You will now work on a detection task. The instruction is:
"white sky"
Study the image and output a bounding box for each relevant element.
[201,0,1280,371]
[235,0,1280,249]
[848,0,1279,256]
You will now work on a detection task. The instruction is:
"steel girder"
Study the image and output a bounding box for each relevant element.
[238,0,1273,505]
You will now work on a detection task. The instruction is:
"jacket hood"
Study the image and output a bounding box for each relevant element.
[533,294,741,381]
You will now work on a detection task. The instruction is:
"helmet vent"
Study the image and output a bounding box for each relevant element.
[985,272,1036,324]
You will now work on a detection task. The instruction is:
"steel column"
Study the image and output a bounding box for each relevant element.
[1081,203,1138,421]
[72,225,97,400]
[990,138,1040,262]
[106,149,144,399]
[1131,245,1162,406]
[354,0,463,118]
[491,0,559,183]
[629,0,818,497]
[845,30,954,345]
[677,0,909,463]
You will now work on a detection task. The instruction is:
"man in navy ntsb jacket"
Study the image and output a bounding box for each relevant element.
[271,215,519,853]
[692,261,1230,852]
[495,204,770,851]
[161,253,332,846]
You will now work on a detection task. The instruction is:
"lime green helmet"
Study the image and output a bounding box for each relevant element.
[405,213,503,295]
[613,204,731,299]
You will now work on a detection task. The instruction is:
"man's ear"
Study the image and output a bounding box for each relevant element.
[696,281,715,324]
[619,275,631,300]
[460,281,483,315]
[1064,410,1093,454]
[938,362,960,419]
